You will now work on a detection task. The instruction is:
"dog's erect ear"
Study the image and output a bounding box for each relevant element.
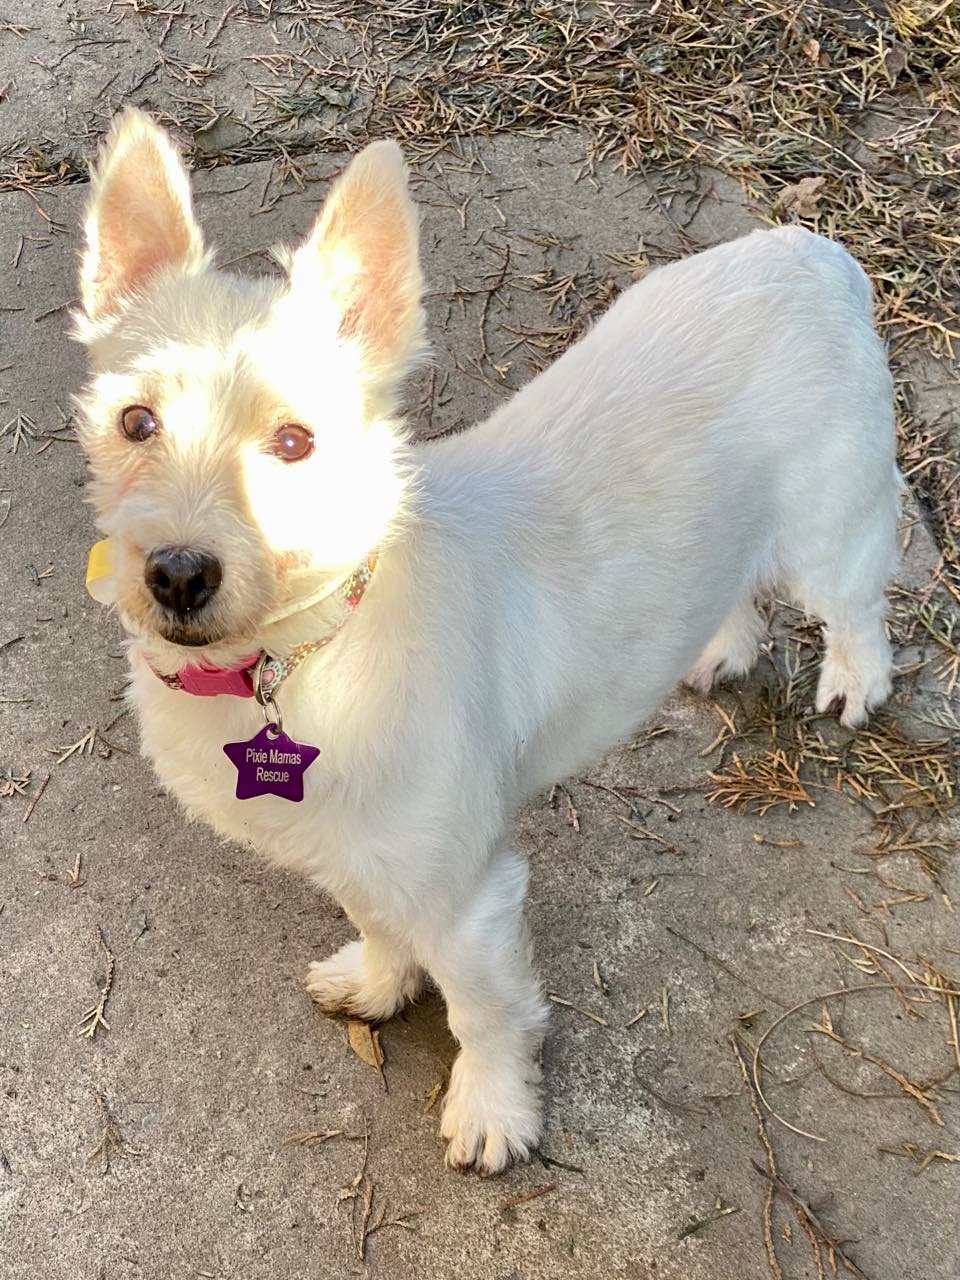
[289,141,424,375]
[81,108,205,322]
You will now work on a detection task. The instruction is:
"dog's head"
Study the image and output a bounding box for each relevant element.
[75,109,423,667]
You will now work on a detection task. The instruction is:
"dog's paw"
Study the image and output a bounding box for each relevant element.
[685,606,764,695]
[440,1053,542,1176]
[305,940,420,1022]
[815,652,892,729]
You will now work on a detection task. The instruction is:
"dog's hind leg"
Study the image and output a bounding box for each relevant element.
[783,478,899,729]
[807,589,893,729]
[685,595,766,695]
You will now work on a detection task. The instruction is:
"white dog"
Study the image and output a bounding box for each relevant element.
[75,110,899,1174]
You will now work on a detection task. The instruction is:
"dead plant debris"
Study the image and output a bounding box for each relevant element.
[0,767,31,801]
[499,1183,557,1212]
[809,1008,945,1128]
[708,749,815,816]
[283,1128,345,1148]
[878,1141,960,1173]
[549,781,581,832]
[677,1197,740,1241]
[751,1160,872,1280]
[701,630,956,886]
[346,1020,386,1089]
[87,1092,139,1175]
[336,1117,419,1260]
[21,772,50,824]
[78,927,115,1040]
[750,967,960,1145]
[547,993,609,1028]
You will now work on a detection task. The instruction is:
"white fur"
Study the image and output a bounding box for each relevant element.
[78,113,899,1175]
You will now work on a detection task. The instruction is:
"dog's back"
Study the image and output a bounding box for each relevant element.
[418,227,897,787]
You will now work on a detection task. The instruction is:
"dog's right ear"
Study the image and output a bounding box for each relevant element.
[80,108,205,323]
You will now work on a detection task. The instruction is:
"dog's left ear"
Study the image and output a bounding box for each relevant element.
[80,108,205,323]
[289,141,424,377]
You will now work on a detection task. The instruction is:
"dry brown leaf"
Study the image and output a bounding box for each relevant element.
[347,1020,385,1083]
[778,176,826,217]
[884,44,909,82]
[801,37,829,68]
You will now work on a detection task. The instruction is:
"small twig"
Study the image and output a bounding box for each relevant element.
[537,1152,585,1174]
[677,1198,739,1241]
[751,983,960,1143]
[809,1024,944,1127]
[878,1141,960,1173]
[78,928,115,1039]
[21,772,50,824]
[357,1178,374,1261]
[751,1163,872,1280]
[67,851,84,888]
[547,993,608,1027]
[34,299,77,323]
[731,1036,782,1280]
[364,1206,420,1239]
[632,1069,709,1117]
[206,3,235,47]
[499,1183,556,1212]
[617,815,682,855]
[283,1129,345,1147]
[805,930,925,996]
[549,782,580,832]
[667,924,787,1008]
[580,777,681,814]
[52,727,98,764]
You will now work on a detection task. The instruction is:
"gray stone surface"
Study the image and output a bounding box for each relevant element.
[1,13,959,1280]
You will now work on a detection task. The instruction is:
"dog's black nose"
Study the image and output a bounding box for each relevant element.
[145,546,222,614]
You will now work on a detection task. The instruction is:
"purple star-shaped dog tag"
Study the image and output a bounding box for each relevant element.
[223,725,320,802]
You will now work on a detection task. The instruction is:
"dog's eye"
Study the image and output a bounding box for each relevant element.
[271,423,314,463]
[120,405,160,442]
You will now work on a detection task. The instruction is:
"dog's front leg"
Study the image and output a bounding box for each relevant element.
[419,848,549,1175]
[306,923,424,1023]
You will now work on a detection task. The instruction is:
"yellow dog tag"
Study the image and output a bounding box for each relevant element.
[86,538,116,605]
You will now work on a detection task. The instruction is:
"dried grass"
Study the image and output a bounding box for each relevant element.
[702,630,957,885]
[708,749,815,816]
[282,0,959,349]
[6,3,957,353]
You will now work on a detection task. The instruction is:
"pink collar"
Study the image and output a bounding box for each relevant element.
[150,556,377,698]
[157,652,261,697]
